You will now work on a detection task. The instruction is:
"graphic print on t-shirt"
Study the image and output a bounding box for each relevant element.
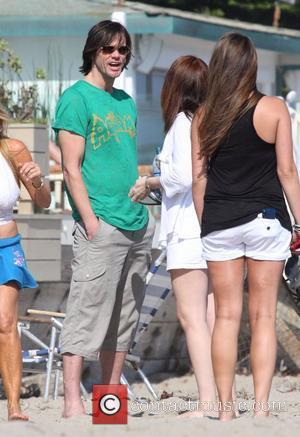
[91,112,136,150]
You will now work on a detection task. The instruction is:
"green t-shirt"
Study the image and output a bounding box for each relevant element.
[53,80,148,230]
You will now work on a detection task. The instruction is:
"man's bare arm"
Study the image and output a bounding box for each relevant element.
[58,130,99,240]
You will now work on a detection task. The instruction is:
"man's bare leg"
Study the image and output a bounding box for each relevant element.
[62,353,85,418]
[100,351,127,384]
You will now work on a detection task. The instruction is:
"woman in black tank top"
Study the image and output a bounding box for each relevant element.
[202,96,291,236]
[191,33,300,420]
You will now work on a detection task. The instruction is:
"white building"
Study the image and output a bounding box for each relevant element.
[2,2,300,373]
[1,0,300,163]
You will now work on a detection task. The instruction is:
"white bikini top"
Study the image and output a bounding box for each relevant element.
[0,151,20,225]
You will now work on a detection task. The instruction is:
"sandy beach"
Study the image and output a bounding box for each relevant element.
[0,373,299,436]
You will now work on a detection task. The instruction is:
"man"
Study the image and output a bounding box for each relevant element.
[53,20,154,418]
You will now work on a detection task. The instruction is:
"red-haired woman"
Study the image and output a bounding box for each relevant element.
[129,56,217,415]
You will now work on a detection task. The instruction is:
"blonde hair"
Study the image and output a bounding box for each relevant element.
[0,106,20,185]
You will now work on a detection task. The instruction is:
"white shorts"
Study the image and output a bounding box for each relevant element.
[166,235,207,271]
[202,216,291,262]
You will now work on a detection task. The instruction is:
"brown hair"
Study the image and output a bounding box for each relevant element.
[0,106,20,185]
[79,20,132,75]
[161,55,208,133]
[198,32,261,159]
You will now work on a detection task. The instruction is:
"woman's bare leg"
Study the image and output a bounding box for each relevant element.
[206,291,238,410]
[206,291,215,335]
[170,268,215,416]
[208,258,244,421]
[0,283,28,421]
[247,259,284,417]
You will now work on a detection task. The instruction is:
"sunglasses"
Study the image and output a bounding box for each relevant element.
[100,45,130,55]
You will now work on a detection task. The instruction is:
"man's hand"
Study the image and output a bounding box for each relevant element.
[129,176,149,202]
[84,216,101,241]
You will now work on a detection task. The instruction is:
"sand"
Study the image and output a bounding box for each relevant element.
[0,373,299,436]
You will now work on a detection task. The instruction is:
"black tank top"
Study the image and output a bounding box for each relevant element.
[201,96,292,237]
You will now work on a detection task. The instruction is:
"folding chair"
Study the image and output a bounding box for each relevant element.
[19,312,62,401]
[19,311,89,401]
[20,248,171,402]
[122,248,171,401]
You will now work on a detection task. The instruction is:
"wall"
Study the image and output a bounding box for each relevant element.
[134,33,280,162]
[3,32,292,165]
[5,35,84,81]
[16,214,62,281]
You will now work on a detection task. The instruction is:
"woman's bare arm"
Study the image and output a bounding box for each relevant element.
[275,99,300,225]
[9,139,51,208]
[191,112,207,224]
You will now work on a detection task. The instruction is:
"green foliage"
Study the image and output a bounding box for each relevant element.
[35,68,46,80]
[129,0,300,30]
[0,38,22,78]
[0,38,47,123]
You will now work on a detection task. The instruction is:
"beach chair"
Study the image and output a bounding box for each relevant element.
[122,248,171,401]
[19,311,89,401]
[19,248,171,401]
[19,312,64,401]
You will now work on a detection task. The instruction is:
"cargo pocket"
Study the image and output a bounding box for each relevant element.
[72,222,77,237]
[73,264,106,305]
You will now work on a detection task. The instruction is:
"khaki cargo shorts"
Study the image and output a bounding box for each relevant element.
[60,214,155,361]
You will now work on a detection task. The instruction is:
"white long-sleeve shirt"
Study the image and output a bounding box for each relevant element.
[158,112,201,245]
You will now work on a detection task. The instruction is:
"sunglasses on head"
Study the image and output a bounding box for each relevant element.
[100,45,130,55]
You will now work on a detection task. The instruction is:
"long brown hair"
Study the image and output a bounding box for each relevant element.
[161,55,208,133]
[198,32,261,159]
[0,106,20,185]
